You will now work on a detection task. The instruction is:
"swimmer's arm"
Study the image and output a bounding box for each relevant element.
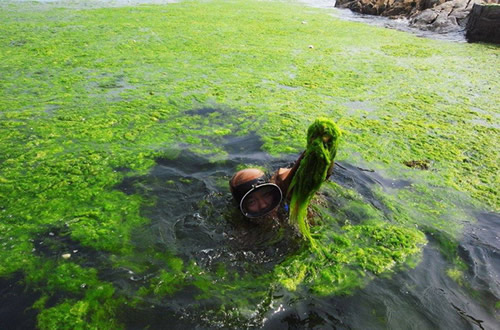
[326,161,334,181]
[273,150,335,195]
[272,151,305,197]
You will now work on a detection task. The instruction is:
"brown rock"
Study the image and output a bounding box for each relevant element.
[409,0,486,33]
[334,0,446,17]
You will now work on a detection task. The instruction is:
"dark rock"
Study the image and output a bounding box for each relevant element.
[335,0,499,35]
[409,0,484,33]
[466,3,500,43]
[335,0,448,18]
[410,8,439,24]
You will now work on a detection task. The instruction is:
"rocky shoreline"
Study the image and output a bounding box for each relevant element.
[335,0,500,43]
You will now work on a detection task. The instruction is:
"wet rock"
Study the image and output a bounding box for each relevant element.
[334,0,447,18]
[409,0,486,33]
[466,3,500,43]
[335,0,499,34]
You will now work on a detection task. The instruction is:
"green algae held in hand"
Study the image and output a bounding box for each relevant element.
[288,118,341,243]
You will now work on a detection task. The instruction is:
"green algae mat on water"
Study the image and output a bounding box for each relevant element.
[0,0,499,328]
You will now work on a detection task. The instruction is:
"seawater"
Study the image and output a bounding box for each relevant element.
[107,131,500,328]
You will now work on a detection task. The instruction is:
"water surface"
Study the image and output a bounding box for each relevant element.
[109,131,499,328]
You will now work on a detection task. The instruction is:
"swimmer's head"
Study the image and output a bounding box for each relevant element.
[229,168,282,218]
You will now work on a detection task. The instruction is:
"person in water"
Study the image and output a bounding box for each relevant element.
[229,159,299,219]
[229,152,334,221]
[230,118,340,225]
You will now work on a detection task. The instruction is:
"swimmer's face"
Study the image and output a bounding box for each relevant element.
[243,186,276,215]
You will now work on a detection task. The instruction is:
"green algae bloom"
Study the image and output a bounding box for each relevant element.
[0,0,498,328]
[287,118,341,245]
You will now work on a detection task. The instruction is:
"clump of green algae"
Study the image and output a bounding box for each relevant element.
[0,0,498,328]
[287,118,340,246]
